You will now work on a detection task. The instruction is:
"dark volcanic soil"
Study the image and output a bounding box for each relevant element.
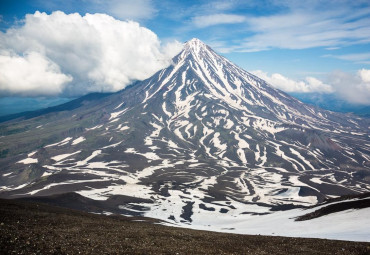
[0,199,369,255]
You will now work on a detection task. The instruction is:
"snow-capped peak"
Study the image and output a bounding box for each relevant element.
[181,38,212,60]
[184,38,206,49]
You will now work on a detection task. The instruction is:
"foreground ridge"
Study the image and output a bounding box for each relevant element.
[1,198,369,254]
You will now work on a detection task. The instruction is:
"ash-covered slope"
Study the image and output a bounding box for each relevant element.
[0,39,369,227]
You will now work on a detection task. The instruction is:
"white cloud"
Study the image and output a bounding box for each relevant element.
[39,0,157,21]
[359,69,370,83]
[104,0,157,20]
[252,69,370,105]
[0,51,72,96]
[192,14,246,28]
[209,2,235,11]
[251,70,334,93]
[329,69,370,104]
[0,11,182,97]
[237,3,370,51]
[160,39,183,60]
[324,53,370,63]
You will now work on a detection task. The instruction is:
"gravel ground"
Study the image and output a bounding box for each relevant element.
[0,198,369,255]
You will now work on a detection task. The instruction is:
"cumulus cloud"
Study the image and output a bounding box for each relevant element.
[251,70,334,93]
[253,69,370,105]
[0,51,72,96]
[329,69,370,105]
[192,14,246,28]
[0,11,182,97]
[359,69,370,82]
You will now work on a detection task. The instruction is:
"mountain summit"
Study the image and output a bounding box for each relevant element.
[184,38,207,50]
[0,39,369,235]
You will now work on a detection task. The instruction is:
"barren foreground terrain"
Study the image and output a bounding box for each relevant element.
[0,199,369,254]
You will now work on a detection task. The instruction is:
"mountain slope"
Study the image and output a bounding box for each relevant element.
[0,39,369,235]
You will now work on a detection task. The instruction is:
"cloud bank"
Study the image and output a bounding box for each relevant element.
[251,70,333,93]
[0,11,182,97]
[252,69,370,105]
[329,69,370,105]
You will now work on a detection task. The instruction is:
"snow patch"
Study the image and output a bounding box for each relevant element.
[71,136,86,145]
[17,158,38,164]
[52,151,81,162]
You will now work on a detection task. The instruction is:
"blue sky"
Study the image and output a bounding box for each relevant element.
[1,0,370,114]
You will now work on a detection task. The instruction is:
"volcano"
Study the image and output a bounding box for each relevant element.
[0,38,369,240]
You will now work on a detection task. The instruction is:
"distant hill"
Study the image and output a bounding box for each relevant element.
[0,93,113,123]
[290,92,370,117]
